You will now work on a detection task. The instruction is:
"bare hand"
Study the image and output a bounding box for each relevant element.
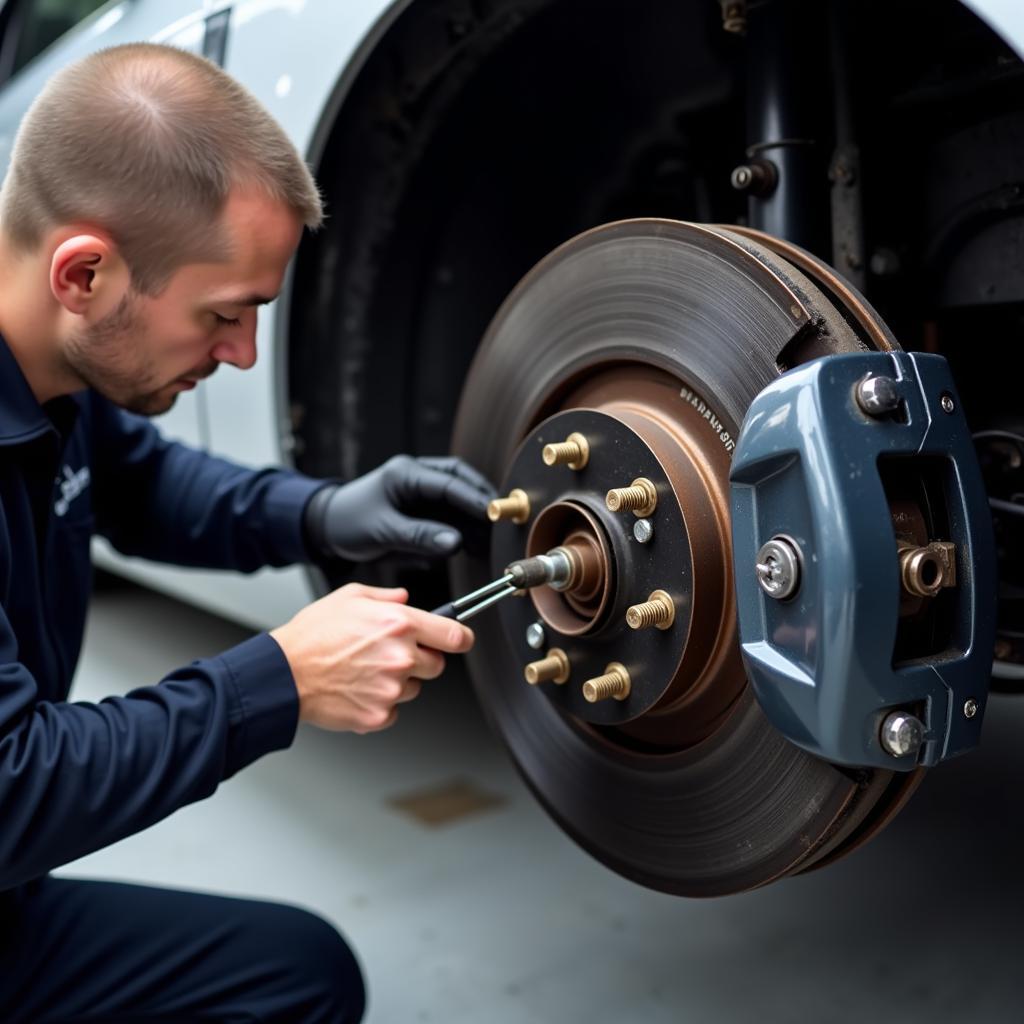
[270,583,473,733]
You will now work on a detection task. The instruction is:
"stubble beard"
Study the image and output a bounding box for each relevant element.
[64,292,178,416]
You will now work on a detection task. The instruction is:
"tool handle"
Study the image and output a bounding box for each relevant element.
[430,602,458,619]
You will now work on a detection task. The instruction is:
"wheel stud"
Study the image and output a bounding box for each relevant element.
[582,663,631,703]
[524,649,570,685]
[542,432,590,470]
[626,590,675,631]
[487,488,531,524]
[605,477,657,517]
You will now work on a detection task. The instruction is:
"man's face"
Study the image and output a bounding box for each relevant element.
[62,190,304,416]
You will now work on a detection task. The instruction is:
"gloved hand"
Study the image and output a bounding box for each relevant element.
[303,455,496,563]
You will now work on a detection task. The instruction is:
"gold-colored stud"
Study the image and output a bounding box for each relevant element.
[542,432,590,470]
[582,662,631,703]
[524,649,571,685]
[605,477,657,517]
[487,488,531,524]
[626,590,676,630]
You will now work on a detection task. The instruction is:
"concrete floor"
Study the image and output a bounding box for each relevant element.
[63,580,1024,1023]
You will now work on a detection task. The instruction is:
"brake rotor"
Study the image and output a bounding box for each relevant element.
[451,219,922,896]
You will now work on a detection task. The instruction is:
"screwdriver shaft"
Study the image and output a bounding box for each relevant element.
[455,585,516,622]
[452,573,514,610]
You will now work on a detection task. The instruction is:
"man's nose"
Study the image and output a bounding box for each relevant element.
[211,319,257,370]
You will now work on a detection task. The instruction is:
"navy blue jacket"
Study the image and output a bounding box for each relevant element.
[0,335,324,890]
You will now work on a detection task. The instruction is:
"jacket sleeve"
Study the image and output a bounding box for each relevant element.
[88,394,326,571]
[0,608,298,891]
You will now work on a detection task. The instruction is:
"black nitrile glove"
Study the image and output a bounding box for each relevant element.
[303,455,497,563]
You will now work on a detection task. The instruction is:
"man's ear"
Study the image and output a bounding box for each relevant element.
[49,233,131,319]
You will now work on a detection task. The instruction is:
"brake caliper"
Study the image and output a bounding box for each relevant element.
[730,351,996,769]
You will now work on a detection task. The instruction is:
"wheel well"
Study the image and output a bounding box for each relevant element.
[287,0,1024,482]
[287,0,742,482]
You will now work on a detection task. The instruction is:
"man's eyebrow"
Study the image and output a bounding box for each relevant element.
[215,293,277,307]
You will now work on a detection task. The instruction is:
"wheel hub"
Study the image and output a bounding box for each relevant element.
[493,398,743,737]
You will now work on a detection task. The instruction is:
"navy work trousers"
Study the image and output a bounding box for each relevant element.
[0,877,366,1022]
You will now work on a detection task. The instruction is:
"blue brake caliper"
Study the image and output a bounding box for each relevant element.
[729,351,996,769]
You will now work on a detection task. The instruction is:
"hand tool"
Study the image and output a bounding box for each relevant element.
[431,548,576,622]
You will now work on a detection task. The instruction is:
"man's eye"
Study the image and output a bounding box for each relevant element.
[214,313,241,327]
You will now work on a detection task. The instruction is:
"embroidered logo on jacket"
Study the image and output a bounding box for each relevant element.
[54,464,91,517]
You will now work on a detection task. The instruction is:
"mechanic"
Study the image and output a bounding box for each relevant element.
[0,43,494,1023]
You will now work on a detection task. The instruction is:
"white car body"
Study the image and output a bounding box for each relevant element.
[0,0,403,629]
[0,0,1018,630]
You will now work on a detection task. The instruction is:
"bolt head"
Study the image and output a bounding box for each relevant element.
[940,392,955,415]
[880,711,924,758]
[856,375,900,416]
[755,536,801,600]
[633,518,654,544]
[525,622,546,650]
[731,165,753,190]
[964,698,979,719]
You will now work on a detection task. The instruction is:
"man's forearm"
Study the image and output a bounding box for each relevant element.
[0,633,297,890]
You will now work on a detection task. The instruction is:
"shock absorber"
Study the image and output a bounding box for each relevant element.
[732,0,830,256]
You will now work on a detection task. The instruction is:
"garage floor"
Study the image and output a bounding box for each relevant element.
[64,581,1024,1023]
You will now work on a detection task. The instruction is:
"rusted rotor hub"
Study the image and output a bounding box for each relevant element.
[492,395,742,742]
[526,502,612,633]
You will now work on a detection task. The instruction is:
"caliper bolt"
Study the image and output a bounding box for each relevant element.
[856,374,900,416]
[582,663,631,703]
[940,392,955,414]
[487,488,530,524]
[626,590,676,631]
[525,622,546,650]
[606,477,657,517]
[964,698,979,720]
[880,711,925,758]
[542,432,590,470]
[524,649,570,686]
[755,536,801,600]
[633,518,654,544]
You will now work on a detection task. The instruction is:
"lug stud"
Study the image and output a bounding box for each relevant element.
[626,590,675,631]
[487,488,530,524]
[542,432,590,470]
[605,477,657,517]
[582,663,631,703]
[524,649,570,685]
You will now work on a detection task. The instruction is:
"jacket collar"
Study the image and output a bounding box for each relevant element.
[0,331,60,446]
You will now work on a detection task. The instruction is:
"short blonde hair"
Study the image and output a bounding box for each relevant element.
[0,42,323,293]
